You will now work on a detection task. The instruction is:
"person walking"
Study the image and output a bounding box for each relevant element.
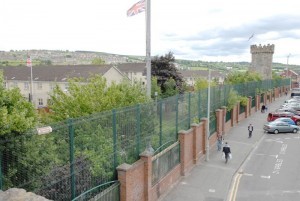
[217,133,223,151]
[222,142,231,163]
[248,123,254,138]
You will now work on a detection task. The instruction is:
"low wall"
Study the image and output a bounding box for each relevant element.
[117,87,281,201]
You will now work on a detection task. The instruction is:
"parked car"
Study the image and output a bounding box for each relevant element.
[272,117,295,125]
[276,108,300,115]
[264,121,300,134]
[267,111,300,125]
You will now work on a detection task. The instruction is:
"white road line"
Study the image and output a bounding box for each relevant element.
[209,189,215,193]
[261,175,271,179]
[243,173,253,176]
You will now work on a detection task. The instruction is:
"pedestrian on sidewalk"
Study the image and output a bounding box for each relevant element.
[217,133,223,151]
[248,123,254,138]
[222,142,231,163]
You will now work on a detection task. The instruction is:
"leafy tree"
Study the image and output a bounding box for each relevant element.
[151,77,162,99]
[151,52,185,97]
[47,75,149,122]
[194,77,217,90]
[225,70,262,84]
[92,58,105,65]
[227,89,239,111]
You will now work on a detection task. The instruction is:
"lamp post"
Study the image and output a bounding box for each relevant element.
[205,69,211,161]
[287,53,291,88]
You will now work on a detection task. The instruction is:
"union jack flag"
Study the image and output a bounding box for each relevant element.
[26,56,32,68]
[127,0,146,17]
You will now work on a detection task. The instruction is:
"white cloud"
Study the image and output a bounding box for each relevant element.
[1,0,300,64]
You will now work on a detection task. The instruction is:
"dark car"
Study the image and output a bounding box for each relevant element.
[264,121,300,134]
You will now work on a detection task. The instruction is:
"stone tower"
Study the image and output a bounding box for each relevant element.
[250,44,274,79]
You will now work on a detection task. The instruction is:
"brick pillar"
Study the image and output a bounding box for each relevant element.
[221,106,227,135]
[248,96,252,116]
[256,95,260,112]
[200,118,208,155]
[215,109,223,135]
[179,129,194,176]
[140,151,154,201]
[191,123,203,164]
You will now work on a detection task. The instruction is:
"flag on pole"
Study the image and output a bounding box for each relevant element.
[127,0,146,17]
[26,56,32,68]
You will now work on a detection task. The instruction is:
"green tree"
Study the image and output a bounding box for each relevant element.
[151,77,162,99]
[92,58,105,65]
[194,77,217,90]
[47,75,149,122]
[225,70,262,84]
[151,52,185,97]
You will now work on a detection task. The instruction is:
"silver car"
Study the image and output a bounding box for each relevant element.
[263,121,300,134]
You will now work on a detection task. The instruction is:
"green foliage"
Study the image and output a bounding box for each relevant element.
[225,70,262,84]
[227,89,239,111]
[162,78,179,98]
[151,77,162,99]
[91,58,105,65]
[47,75,149,122]
[239,96,249,107]
[0,73,37,135]
[151,52,185,97]
[194,77,217,90]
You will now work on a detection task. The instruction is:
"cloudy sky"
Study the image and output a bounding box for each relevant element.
[1,0,300,64]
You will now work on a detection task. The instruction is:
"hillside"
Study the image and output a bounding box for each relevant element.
[0,50,298,72]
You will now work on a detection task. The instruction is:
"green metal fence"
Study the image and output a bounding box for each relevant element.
[72,181,120,201]
[152,142,180,186]
[0,79,289,200]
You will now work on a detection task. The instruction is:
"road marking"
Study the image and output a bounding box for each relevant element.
[261,175,271,179]
[243,173,253,176]
[255,153,278,158]
[209,189,215,193]
[229,173,242,201]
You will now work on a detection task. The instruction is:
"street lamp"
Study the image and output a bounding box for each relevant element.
[205,69,211,161]
[286,53,291,88]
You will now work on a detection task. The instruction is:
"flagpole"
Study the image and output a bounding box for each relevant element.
[146,0,151,97]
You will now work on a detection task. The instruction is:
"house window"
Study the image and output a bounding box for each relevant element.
[38,98,43,106]
[49,83,54,90]
[24,82,29,90]
[37,82,42,90]
[12,82,18,88]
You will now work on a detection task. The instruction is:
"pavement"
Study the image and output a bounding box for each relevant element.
[160,94,289,201]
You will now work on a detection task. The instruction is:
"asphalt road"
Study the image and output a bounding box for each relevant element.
[232,132,300,201]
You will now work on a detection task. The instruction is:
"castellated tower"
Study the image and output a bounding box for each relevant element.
[250,44,274,79]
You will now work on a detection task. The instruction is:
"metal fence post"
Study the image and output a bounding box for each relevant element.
[68,118,76,200]
[112,109,117,171]
[188,92,191,127]
[159,101,163,149]
[0,153,2,190]
[136,105,141,157]
[176,95,179,139]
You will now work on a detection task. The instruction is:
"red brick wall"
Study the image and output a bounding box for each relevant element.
[117,160,145,201]
[150,165,181,201]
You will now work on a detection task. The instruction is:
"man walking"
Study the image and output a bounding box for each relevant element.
[222,142,231,163]
[248,123,254,138]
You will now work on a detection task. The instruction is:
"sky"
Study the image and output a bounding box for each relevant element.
[1,0,300,65]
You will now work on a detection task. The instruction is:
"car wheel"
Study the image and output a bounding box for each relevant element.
[293,128,298,133]
[297,121,300,126]
[274,130,279,134]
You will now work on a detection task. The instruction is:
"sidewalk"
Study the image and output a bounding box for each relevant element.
[160,95,287,201]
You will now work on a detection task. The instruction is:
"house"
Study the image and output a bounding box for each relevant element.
[179,70,225,86]
[281,69,299,88]
[0,65,126,108]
